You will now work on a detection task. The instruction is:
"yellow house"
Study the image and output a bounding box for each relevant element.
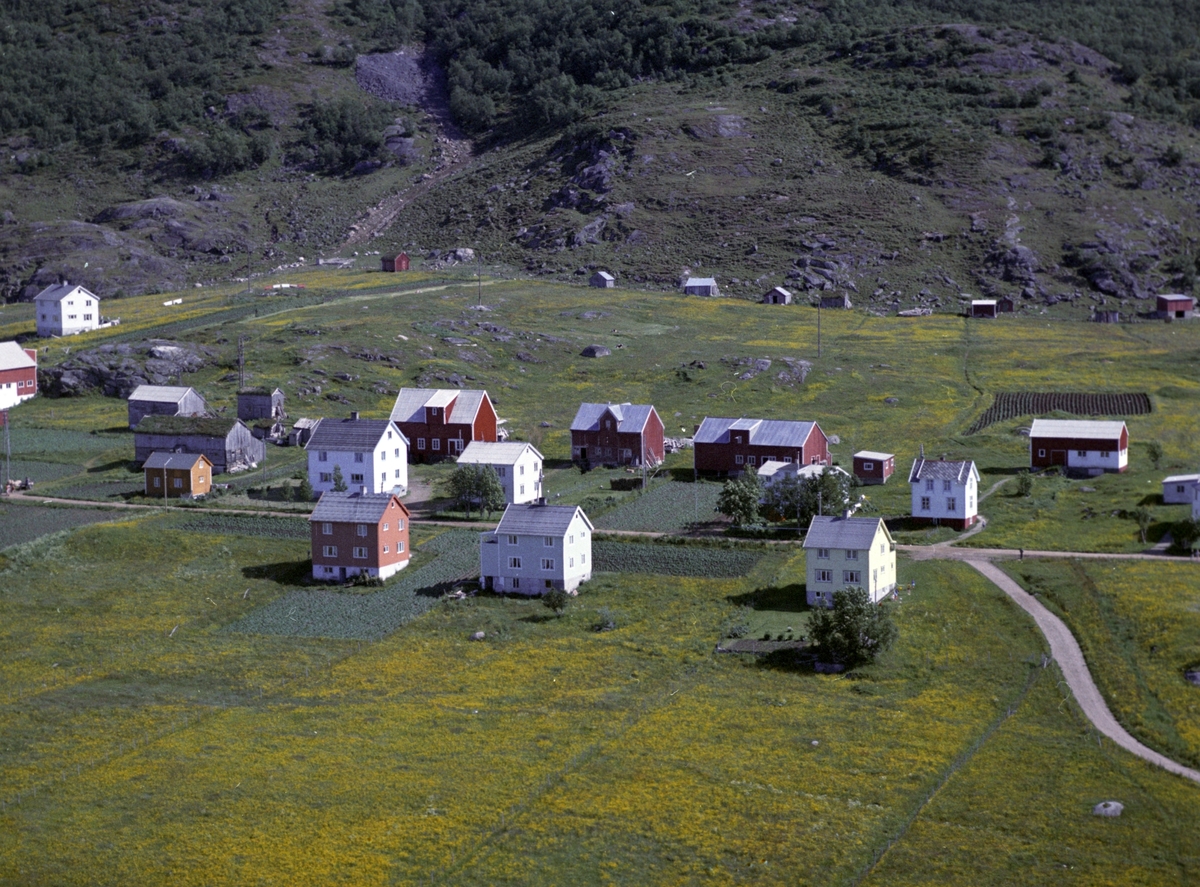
[143,452,213,498]
[803,514,896,607]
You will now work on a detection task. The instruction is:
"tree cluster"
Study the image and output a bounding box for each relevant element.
[808,586,897,668]
[445,463,506,518]
[716,468,854,528]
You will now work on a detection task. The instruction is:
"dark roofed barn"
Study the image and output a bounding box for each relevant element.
[127,385,207,429]
[134,416,265,475]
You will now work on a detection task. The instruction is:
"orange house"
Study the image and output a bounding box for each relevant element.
[143,452,213,498]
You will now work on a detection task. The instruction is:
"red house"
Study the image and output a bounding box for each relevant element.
[1157,294,1194,319]
[310,490,411,582]
[390,388,498,462]
[1028,419,1128,474]
[853,450,895,485]
[694,417,829,476]
[0,341,37,411]
[570,402,665,467]
[382,253,410,272]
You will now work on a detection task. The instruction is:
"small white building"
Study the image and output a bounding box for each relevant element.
[683,277,720,296]
[479,503,593,595]
[1163,473,1200,505]
[590,271,615,288]
[803,514,897,607]
[34,283,102,337]
[305,413,408,497]
[456,441,543,504]
[908,456,980,529]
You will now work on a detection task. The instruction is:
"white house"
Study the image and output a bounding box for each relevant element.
[803,514,897,607]
[908,456,980,529]
[1163,473,1200,505]
[305,413,408,497]
[479,503,593,595]
[457,441,543,504]
[34,283,102,337]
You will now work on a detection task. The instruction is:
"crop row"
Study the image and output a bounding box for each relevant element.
[595,481,724,532]
[968,391,1152,434]
[592,541,761,578]
[176,515,311,540]
[0,504,123,553]
[226,530,479,640]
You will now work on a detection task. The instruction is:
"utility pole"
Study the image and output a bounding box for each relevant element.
[477,252,482,308]
[2,409,10,493]
[238,336,246,390]
[817,300,822,359]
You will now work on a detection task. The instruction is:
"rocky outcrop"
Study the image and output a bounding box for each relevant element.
[37,339,216,398]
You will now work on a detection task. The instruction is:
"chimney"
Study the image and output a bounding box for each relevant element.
[360,486,368,495]
[842,508,851,519]
[350,411,360,420]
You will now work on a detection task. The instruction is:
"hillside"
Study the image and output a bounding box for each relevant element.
[1,0,1199,315]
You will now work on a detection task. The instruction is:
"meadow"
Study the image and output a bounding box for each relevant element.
[2,512,1198,884]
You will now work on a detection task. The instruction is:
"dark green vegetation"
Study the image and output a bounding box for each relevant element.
[967,392,1154,435]
[808,585,898,667]
[592,538,762,577]
[174,513,311,539]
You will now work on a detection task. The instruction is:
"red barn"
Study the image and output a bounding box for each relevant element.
[694,417,829,476]
[570,402,665,467]
[390,388,498,462]
[310,490,411,582]
[1157,294,1194,319]
[853,450,895,485]
[1029,419,1128,474]
[382,253,410,272]
[971,300,998,318]
[0,341,37,411]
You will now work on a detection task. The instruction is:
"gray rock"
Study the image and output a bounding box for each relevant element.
[580,344,611,358]
[469,631,486,641]
[1092,801,1123,817]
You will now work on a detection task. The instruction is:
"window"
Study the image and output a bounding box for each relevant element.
[863,461,874,471]
[395,469,402,479]
[354,452,364,463]
[383,523,389,531]
[817,548,829,559]
[351,473,364,484]
[173,478,182,489]
[544,537,553,547]
[381,472,387,486]
[925,479,934,491]
[353,547,368,559]
[1037,449,1046,457]
[323,545,337,557]
[782,457,793,464]
[85,300,91,306]
[509,557,522,569]
[947,497,957,512]
[569,557,575,567]
[581,553,587,564]
[920,496,931,511]
[815,569,833,582]
[383,544,390,553]
[512,577,520,589]
[357,524,368,537]
[322,523,333,535]
[606,420,612,429]
[520,484,525,495]
[520,464,525,475]
[380,450,386,461]
[395,448,401,458]
[734,435,742,444]
[418,438,426,450]
[747,456,756,466]
[507,535,518,545]
[397,519,405,531]
[846,549,858,560]
[497,466,506,477]
[843,570,861,584]
[83,314,92,321]
[320,472,331,483]
[943,480,952,492]
[319,451,328,462]
[735,455,744,465]
[432,439,441,451]
[1101,451,1111,458]
[68,314,77,320]
[569,534,574,544]
[1178,485,1187,494]
[398,541,405,552]
[541,558,554,570]
[152,476,161,487]
[1076,450,1087,457]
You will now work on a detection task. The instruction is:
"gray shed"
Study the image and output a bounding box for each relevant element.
[590,271,615,288]
[684,277,720,297]
[818,293,852,310]
[238,387,285,422]
[763,286,792,305]
[134,416,265,475]
[127,385,207,429]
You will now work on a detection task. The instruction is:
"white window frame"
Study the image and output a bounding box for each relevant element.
[353,546,368,559]
[509,557,522,569]
[541,558,554,570]
[322,522,333,535]
[323,545,337,557]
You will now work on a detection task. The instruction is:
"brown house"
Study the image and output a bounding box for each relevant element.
[143,452,213,498]
[309,491,411,582]
[694,417,829,476]
[970,300,998,318]
[1157,294,1195,319]
[570,402,665,467]
[390,388,498,463]
[382,253,410,272]
[853,450,895,485]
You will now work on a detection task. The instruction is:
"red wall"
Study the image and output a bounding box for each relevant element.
[1030,429,1126,469]
[695,425,828,474]
[400,393,496,463]
[0,351,37,397]
[311,499,411,570]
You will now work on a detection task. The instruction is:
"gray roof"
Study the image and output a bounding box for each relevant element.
[34,283,99,303]
[457,441,542,465]
[390,388,490,425]
[694,416,820,448]
[0,341,35,370]
[310,491,407,523]
[494,503,593,536]
[143,451,210,470]
[1028,419,1126,441]
[803,515,890,550]
[570,402,657,433]
[854,450,893,461]
[592,271,614,281]
[685,277,717,288]
[907,457,979,484]
[128,384,199,404]
[306,417,406,451]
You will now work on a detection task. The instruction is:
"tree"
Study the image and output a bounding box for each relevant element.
[808,586,898,668]
[1134,506,1153,544]
[1173,518,1200,553]
[332,464,348,492]
[1015,471,1033,497]
[760,467,852,527]
[717,475,762,526]
[1147,441,1164,469]
[446,464,506,519]
[297,474,314,502]
[543,587,569,618]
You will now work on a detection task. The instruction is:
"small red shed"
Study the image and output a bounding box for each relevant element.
[853,450,895,485]
[971,300,998,318]
[1156,294,1194,319]
[382,253,410,273]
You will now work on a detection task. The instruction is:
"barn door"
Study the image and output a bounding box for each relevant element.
[1051,450,1067,466]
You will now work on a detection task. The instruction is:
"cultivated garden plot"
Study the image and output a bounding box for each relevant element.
[0,503,126,552]
[593,540,762,577]
[594,480,725,533]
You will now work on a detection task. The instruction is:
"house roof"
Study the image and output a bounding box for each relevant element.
[306,417,405,451]
[0,341,36,371]
[1163,474,1200,485]
[390,388,490,424]
[143,451,212,470]
[684,277,717,288]
[494,503,593,536]
[128,384,199,404]
[457,441,542,465]
[694,416,819,449]
[1028,419,1127,441]
[33,283,99,303]
[1157,293,1195,303]
[293,417,320,430]
[972,299,997,306]
[135,416,244,437]
[758,461,846,481]
[803,515,890,550]
[570,402,657,433]
[765,286,792,297]
[854,450,893,461]
[592,271,615,281]
[310,491,408,523]
[908,457,979,484]
[238,387,283,397]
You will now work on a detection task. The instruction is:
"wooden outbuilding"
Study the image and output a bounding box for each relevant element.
[971,300,998,318]
[1157,294,1195,319]
[589,271,615,288]
[853,450,895,485]
[762,286,792,305]
[818,293,852,310]
[1028,419,1128,475]
[237,387,285,422]
[134,416,265,475]
[997,296,1015,313]
[127,385,208,430]
[381,253,410,272]
[684,277,720,297]
[143,452,213,498]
